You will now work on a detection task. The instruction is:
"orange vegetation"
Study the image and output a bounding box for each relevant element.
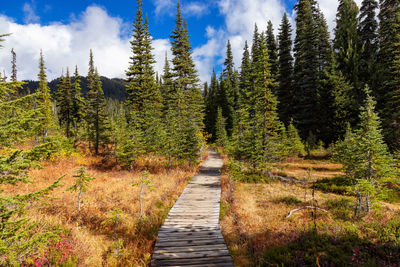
[3,152,198,266]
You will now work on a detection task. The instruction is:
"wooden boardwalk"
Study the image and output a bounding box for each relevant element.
[151,150,234,267]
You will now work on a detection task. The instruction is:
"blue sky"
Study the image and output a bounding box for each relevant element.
[0,0,360,83]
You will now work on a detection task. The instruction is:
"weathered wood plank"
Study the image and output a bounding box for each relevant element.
[152,249,230,260]
[151,150,233,266]
[152,256,233,266]
[153,244,227,253]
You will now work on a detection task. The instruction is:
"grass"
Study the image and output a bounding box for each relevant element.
[2,149,199,266]
[219,152,400,266]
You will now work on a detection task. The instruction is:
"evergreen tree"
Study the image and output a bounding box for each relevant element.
[293,0,319,137]
[169,2,205,162]
[277,13,294,125]
[215,107,228,147]
[71,66,85,136]
[204,69,219,139]
[266,21,279,80]
[36,51,54,138]
[334,90,396,215]
[86,52,111,154]
[319,54,356,143]
[126,1,162,153]
[358,0,378,89]
[334,0,362,107]
[56,68,73,137]
[287,121,306,157]
[313,3,332,74]
[220,40,236,136]
[377,0,400,148]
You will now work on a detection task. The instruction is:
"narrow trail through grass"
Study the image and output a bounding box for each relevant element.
[151,149,234,266]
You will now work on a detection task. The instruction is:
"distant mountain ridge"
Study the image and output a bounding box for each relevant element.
[22,76,128,101]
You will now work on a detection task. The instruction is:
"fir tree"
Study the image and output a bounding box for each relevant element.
[204,69,219,140]
[56,68,73,137]
[277,13,294,125]
[126,1,163,153]
[334,90,396,215]
[215,107,228,147]
[319,54,356,143]
[266,21,279,80]
[377,0,400,148]
[71,66,85,136]
[36,50,54,138]
[169,2,205,162]
[220,40,237,136]
[86,52,111,154]
[334,0,361,107]
[358,0,378,89]
[293,0,319,137]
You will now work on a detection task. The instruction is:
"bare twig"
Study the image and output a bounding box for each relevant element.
[286,206,327,218]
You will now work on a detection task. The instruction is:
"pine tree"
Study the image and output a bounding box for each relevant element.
[277,13,294,125]
[215,107,228,147]
[334,0,362,107]
[377,0,400,148]
[252,33,281,164]
[36,50,54,138]
[358,0,378,89]
[125,0,163,154]
[204,69,219,140]
[169,2,205,162]
[220,40,236,136]
[334,90,396,215]
[266,21,279,80]
[287,121,305,157]
[56,68,73,137]
[293,0,319,137]
[319,54,356,143]
[313,3,332,74]
[86,52,111,154]
[71,66,85,136]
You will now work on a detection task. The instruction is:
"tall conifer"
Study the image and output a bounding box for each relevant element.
[266,21,279,80]
[126,0,162,153]
[36,51,54,138]
[377,0,400,148]
[277,13,294,125]
[86,52,110,154]
[358,0,378,89]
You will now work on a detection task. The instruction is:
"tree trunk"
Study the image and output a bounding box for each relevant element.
[139,182,144,218]
[78,188,82,212]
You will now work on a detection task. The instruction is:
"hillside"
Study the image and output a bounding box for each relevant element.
[22,76,128,100]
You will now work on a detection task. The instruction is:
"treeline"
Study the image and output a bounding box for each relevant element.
[0,0,204,263]
[22,76,128,100]
[205,0,400,149]
[203,0,399,216]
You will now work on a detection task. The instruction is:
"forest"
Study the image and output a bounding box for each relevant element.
[0,0,400,265]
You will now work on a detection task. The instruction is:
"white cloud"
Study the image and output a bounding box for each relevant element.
[23,2,40,24]
[0,5,171,81]
[182,2,209,17]
[154,0,175,16]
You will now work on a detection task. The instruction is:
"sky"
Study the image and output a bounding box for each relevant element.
[0,0,362,84]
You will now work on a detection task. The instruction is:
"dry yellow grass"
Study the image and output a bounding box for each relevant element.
[3,152,199,266]
[220,157,400,266]
[274,159,343,181]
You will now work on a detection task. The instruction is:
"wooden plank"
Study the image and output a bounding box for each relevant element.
[152,249,230,260]
[154,238,227,248]
[151,149,233,267]
[152,256,234,267]
[153,244,227,253]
